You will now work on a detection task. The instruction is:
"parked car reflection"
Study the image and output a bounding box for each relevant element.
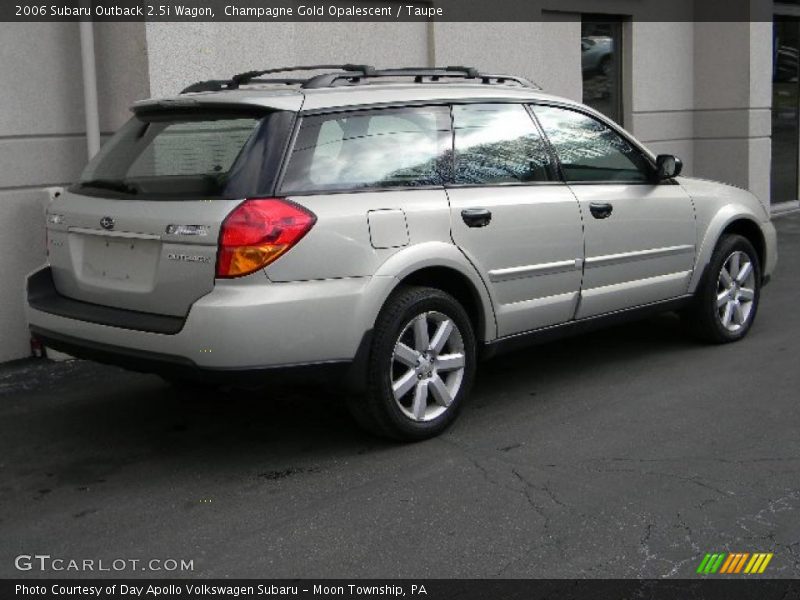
[581,36,613,76]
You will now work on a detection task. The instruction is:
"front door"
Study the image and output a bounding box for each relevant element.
[532,104,696,318]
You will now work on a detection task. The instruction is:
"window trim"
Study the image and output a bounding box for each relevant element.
[275,99,675,196]
[528,100,671,186]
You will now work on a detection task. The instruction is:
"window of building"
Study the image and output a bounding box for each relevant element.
[452,103,554,184]
[280,106,451,193]
[581,17,624,124]
[772,17,800,203]
[533,105,651,183]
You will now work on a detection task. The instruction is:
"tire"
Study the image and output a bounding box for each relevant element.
[348,285,477,441]
[683,234,761,344]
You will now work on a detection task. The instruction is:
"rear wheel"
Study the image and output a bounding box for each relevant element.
[683,234,761,343]
[348,286,476,441]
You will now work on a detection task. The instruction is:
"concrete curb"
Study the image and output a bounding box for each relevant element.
[771,200,800,218]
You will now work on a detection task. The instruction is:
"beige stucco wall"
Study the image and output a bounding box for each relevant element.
[0,22,148,363]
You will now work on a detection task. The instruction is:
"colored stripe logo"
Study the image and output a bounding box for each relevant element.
[697,552,773,574]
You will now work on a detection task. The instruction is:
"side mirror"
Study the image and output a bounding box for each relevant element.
[656,154,683,180]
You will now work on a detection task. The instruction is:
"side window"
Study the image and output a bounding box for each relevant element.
[452,104,554,184]
[280,106,450,193]
[533,105,652,183]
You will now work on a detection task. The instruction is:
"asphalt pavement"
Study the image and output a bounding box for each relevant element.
[1,212,799,579]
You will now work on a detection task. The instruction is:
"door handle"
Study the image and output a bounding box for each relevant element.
[589,202,613,219]
[461,208,492,228]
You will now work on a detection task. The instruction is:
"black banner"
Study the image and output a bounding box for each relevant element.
[0,0,777,22]
[3,580,800,600]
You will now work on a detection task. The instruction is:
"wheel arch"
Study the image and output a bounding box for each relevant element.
[689,210,767,293]
[398,266,487,343]
[361,242,497,343]
[719,218,766,271]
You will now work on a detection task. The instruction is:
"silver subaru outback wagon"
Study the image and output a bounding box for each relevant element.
[26,65,777,441]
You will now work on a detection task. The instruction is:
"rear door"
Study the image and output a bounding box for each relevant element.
[46,108,292,317]
[531,104,696,318]
[446,103,585,337]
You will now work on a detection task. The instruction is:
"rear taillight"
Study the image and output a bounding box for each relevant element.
[216,198,316,278]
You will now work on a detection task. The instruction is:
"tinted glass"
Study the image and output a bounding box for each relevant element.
[280,106,451,193]
[127,119,256,177]
[771,18,800,203]
[533,105,651,182]
[453,104,553,184]
[72,111,275,200]
[581,19,623,124]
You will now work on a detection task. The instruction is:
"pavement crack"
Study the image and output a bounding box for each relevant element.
[511,469,547,519]
[591,465,735,497]
[638,522,657,577]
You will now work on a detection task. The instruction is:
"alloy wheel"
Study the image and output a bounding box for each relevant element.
[390,311,466,422]
[716,250,756,332]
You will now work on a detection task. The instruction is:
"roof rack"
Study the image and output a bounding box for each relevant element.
[180,64,375,94]
[180,64,541,94]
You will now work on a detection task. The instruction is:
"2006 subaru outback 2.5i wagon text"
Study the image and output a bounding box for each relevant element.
[26,65,777,440]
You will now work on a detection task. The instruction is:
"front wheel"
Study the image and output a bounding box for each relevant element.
[683,234,761,343]
[348,286,476,441]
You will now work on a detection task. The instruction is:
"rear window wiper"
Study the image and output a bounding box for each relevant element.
[78,179,139,195]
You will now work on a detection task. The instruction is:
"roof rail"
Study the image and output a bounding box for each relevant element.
[180,64,375,94]
[180,65,541,94]
[302,66,541,89]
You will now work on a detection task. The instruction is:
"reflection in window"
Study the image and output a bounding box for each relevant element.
[771,18,800,202]
[280,107,451,193]
[581,19,623,124]
[453,104,553,184]
[533,106,650,182]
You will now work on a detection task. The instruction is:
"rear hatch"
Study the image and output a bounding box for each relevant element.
[46,106,294,317]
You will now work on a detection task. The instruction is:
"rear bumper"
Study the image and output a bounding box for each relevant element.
[26,265,382,378]
[28,267,185,334]
[30,325,352,385]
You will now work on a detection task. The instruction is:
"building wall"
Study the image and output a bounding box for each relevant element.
[0,22,148,363]
[693,21,772,208]
[433,20,583,101]
[628,22,696,174]
[145,22,429,97]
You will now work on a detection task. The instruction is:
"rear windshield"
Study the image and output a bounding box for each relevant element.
[71,109,292,200]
